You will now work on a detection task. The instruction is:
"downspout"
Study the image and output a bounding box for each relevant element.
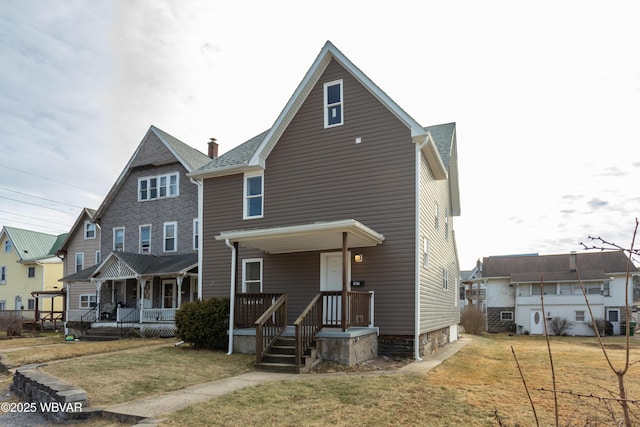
[414,134,430,361]
[189,178,204,300]
[225,239,237,355]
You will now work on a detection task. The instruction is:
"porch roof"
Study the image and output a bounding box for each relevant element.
[215,219,385,254]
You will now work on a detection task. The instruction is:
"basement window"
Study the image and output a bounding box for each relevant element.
[500,311,513,321]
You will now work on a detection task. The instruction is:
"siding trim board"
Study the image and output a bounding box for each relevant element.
[215,219,384,254]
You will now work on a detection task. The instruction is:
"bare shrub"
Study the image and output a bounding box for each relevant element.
[548,317,573,336]
[460,305,485,335]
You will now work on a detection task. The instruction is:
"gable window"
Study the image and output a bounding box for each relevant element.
[324,79,343,127]
[113,228,125,252]
[75,252,84,272]
[244,172,264,219]
[139,225,151,254]
[139,173,179,201]
[28,266,35,278]
[163,222,177,253]
[500,311,513,321]
[242,259,263,293]
[84,222,96,239]
[193,219,199,250]
[0,266,5,284]
[4,240,11,253]
[79,294,97,309]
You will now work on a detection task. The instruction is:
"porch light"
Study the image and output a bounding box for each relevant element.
[354,254,363,263]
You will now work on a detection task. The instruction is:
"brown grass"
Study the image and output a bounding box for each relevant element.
[42,345,255,406]
[162,334,640,427]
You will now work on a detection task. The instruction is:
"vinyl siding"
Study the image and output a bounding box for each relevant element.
[203,59,417,335]
[418,153,460,334]
[62,213,101,276]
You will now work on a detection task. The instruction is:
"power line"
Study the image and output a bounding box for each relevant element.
[0,195,78,214]
[0,187,85,210]
[0,217,70,235]
[0,163,103,196]
[0,209,72,228]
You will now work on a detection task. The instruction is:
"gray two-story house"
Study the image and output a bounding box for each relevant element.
[61,126,212,334]
[189,41,462,368]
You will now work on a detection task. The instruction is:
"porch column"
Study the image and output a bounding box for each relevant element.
[138,277,147,324]
[176,275,183,308]
[342,231,348,331]
[94,280,104,320]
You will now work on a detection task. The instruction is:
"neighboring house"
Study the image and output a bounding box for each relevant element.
[56,208,101,323]
[60,126,212,333]
[460,261,484,312]
[476,252,638,335]
[189,41,461,366]
[0,226,67,325]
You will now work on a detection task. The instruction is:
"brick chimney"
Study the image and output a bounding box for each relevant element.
[208,137,219,159]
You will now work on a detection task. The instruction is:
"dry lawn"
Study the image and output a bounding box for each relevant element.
[42,345,255,406]
[163,335,640,427]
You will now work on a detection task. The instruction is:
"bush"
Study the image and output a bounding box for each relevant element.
[549,317,573,336]
[460,305,486,335]
[175,297,229,349]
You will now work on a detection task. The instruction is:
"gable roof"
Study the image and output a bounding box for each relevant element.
[57,207,97,253]
[190,41,446,179]
[482,251,637,282]
[425,122,460,216]
[1,226,67,262]
[94,125,210,222]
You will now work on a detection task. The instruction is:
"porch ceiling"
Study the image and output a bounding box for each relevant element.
[215,219,385,254]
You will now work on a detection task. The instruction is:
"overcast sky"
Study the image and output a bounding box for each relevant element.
[1,1,639,268]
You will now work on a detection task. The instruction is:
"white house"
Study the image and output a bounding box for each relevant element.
[474,252,637,336]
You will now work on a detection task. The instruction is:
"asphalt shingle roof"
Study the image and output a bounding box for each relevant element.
[151,126,212,171]
[195,129,269,172]
[425,122,455,170]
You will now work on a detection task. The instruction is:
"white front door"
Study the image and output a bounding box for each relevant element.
[320,252,350,325]
[530,310,544,335]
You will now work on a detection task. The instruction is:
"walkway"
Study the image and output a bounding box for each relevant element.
[104,337,471,425]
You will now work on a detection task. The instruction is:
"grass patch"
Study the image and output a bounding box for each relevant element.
[0,337,169,368]
[42,345,254,406]
[163,335,640,427]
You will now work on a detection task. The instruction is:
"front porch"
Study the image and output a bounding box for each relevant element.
[232,291,377,370]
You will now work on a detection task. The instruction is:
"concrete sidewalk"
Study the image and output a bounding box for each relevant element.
[103,336,471,426]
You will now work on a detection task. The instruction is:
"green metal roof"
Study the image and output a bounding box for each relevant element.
[2,226,67,262]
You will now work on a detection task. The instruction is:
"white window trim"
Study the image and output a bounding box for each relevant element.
[163,222,178,253]
[193,218,199,250]
[500,311,514,321]
[243,171,264,220]
[242,258,263,293]
[422,238,429,269]
[443,268,449,290]
[84,221,96,240]
[138,172,180,201]
[4,240,11,253]
[79,294,97,309]
[75,252,84,273]
[575,310,586,322]
[607,308,620,322]
[113,227,125,252]
[139,224,152,254]
[95,250,101,265]
[323,79,344,128]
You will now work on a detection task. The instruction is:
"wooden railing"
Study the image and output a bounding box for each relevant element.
[293,293,323,366]
[294,291,373,366]
[235,293,282,328]
[254,294,287,362]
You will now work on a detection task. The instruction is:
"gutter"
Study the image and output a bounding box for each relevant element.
[225,239,237,355]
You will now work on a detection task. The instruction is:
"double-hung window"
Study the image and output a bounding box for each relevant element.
[164,222,177,253]
[139,173,179,201]
[4,240,11,253]
[193,219,199,250]
[244,171,264,219]
[324,80,343,127]
[242,259,263,293]
[113,228,125,252]
[28,267,35,278]
[84,222,96,239]
[75,252,84,272]
[139,225,151,254]
[0,266,5,284]
[79,294,97,309]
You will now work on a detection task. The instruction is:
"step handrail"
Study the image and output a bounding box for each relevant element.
[254,294,287,362]
[293,293,323,367]
[118,304,140,337]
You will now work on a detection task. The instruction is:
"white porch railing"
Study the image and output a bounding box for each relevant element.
[142,308,176,322]
[117,307,140,322]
